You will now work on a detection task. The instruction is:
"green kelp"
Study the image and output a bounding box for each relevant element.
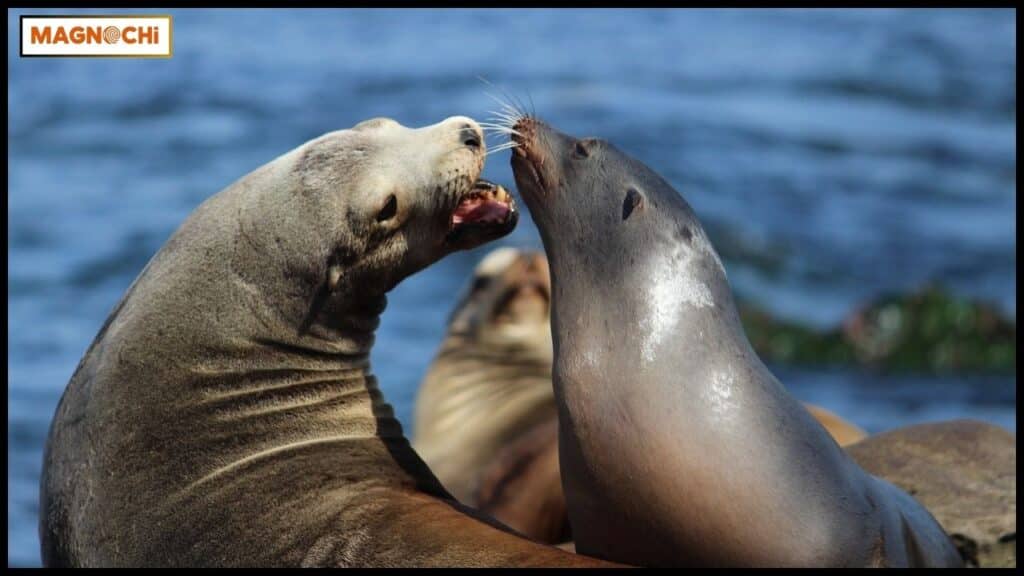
[740,285,1016,374]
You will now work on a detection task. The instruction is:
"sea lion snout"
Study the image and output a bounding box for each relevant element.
[435,115,485,156]
[510,118,562,203]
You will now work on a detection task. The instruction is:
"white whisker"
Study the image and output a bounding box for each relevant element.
[487,111,520,127]
[478,77,537,141]
[478,122,519,130]
[479,125,523,137]
[485,103,521,124]
[489,140,520,149]
[482,89,525,124]
[488,80,528,118]
[484,143,520,156]
[483,91,518,115]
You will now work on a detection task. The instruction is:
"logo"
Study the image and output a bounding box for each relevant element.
[21,15,172,58]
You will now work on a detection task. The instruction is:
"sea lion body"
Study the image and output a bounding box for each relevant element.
[414,247,866,545]
[39,116,614,567]
[508,115,962,567]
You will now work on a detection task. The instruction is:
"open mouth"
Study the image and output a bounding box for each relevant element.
[445,179,518,248]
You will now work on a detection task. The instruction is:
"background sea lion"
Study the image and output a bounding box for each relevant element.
[507,113,963,567]
[413,247,566,544]
[413,247,866,545]
[804,404,866,446]
[39,116,617,567]
[412,248,560,515]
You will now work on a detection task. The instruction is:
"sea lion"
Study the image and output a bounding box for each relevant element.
[413,247,865,545]
[507,114,963,567]
[805,404,866,446]
[39,116,617,567]
[413,247,567,545]
[414,247,555,506]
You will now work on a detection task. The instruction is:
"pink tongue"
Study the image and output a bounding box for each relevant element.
[453,198,510,225]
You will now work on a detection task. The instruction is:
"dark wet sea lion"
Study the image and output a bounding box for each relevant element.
[414,246,866,546]
[39,116,618,567]
[508,114,963,567]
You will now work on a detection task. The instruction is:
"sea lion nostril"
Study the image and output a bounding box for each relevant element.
[461,125,483,150]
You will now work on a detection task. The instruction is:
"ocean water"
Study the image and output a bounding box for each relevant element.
[7,8,1016,566]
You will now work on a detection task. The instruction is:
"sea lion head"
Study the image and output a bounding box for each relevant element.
[509,115,734,368]
[304,116,518,291]
[446,247,552,353]
[226,116,519,342]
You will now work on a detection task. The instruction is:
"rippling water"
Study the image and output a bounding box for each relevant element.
[7,8,1016,566]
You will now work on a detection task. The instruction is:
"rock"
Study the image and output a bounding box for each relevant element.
[846,420,1016,568]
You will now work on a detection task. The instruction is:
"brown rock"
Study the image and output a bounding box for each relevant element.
[846,420,1016,567]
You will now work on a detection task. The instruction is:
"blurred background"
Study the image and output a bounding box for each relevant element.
[7,8,1016,566]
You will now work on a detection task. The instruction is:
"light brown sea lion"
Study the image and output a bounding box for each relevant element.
[413,247,567,545]
[508,113,963,567]
[38,116,618,567]
[805,404,867,446]
[413,247,556,510]
[413,247,866,545]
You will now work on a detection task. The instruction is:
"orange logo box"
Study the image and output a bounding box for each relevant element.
[21,15,172,58]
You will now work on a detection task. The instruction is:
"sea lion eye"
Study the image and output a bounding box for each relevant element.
[573,141,591,158]
[622,188,643,220]
[377,194,398,222]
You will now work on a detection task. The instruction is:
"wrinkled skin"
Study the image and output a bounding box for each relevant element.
[509,115,963,568]
[39,116,618,567]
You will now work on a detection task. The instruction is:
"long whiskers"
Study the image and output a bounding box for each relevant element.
[478,76,532,127]
[486,140,521,151]
[478,122,523,137]
[483,141,520,157]
[479,76,528,115]
[476,76,537,157]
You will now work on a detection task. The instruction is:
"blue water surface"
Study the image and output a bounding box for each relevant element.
[7,8,1016,566]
